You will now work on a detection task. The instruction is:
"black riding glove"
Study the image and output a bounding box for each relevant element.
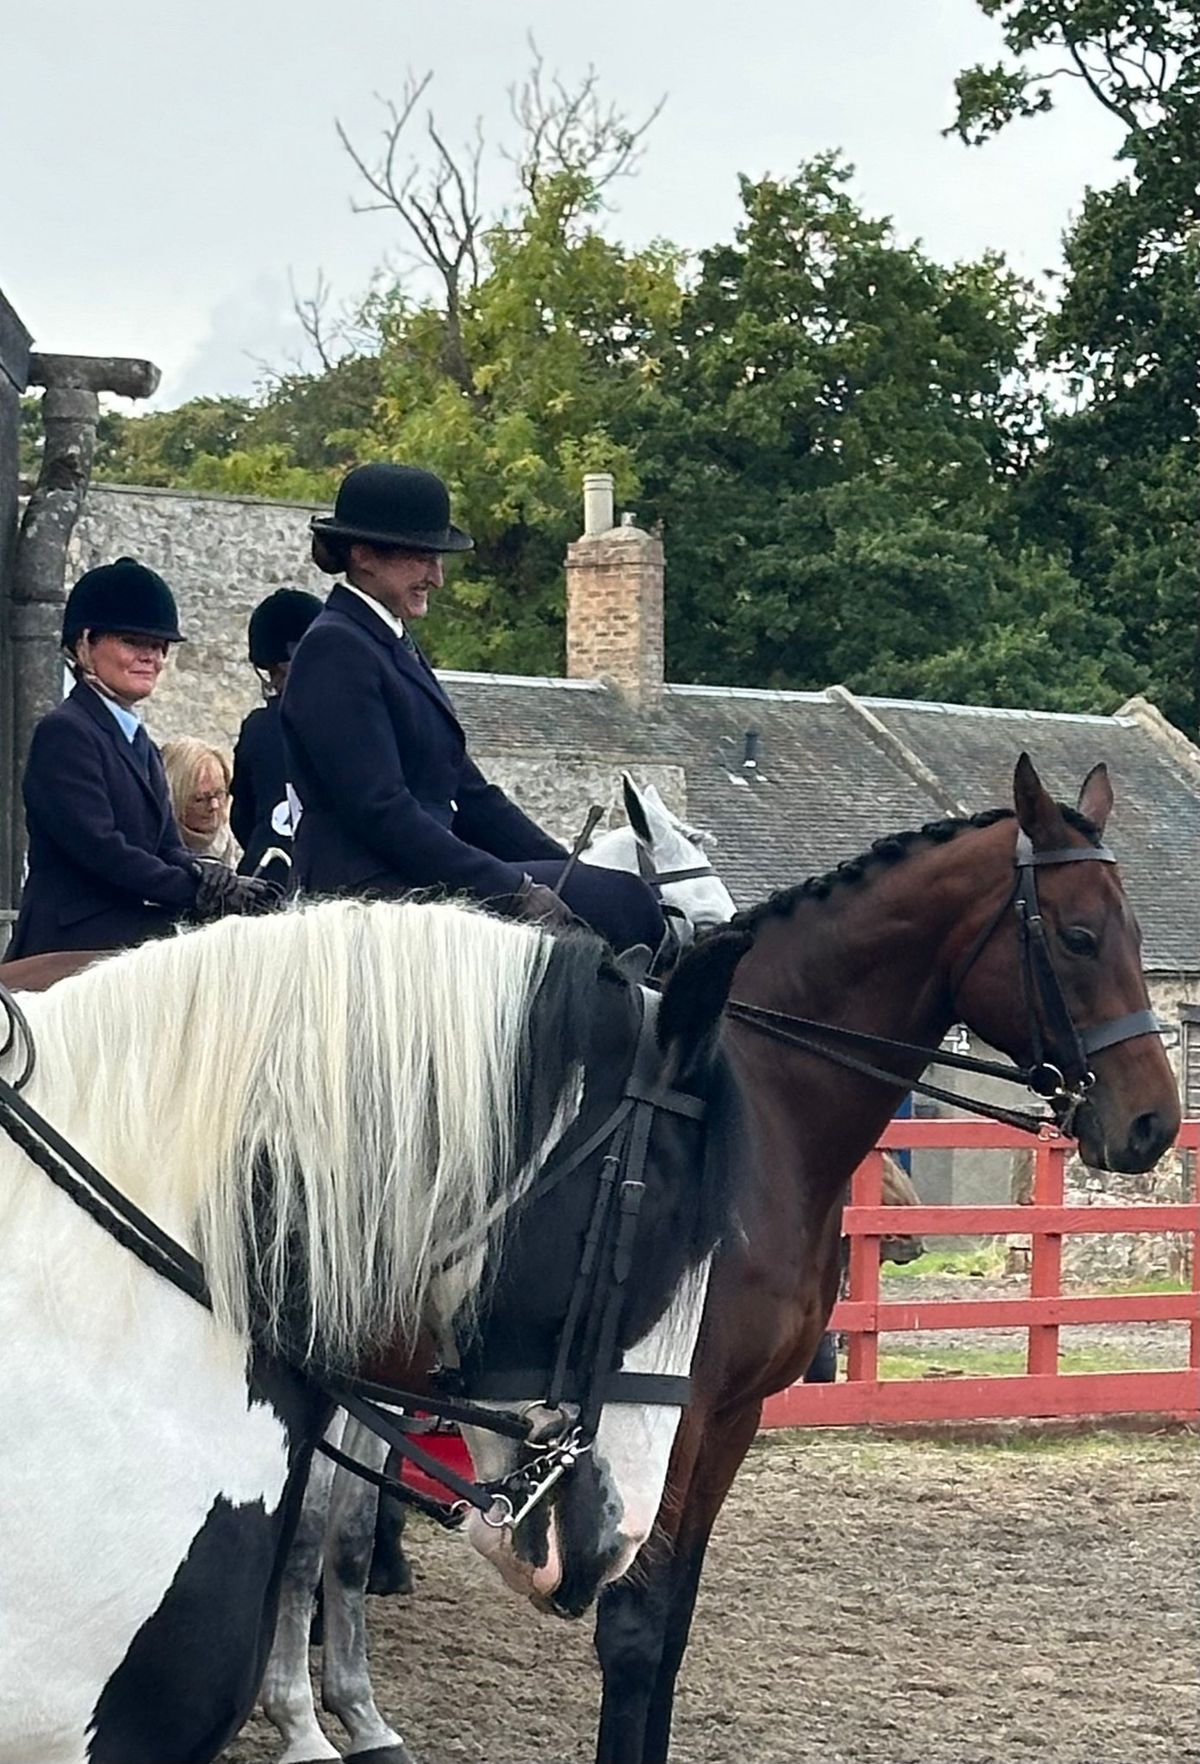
[192,861,282,922]
[509,875,579,933]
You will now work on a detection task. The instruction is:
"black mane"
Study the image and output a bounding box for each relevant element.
[726,802,1103,939]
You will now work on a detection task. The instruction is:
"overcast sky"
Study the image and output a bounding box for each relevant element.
[3,0,1122,411]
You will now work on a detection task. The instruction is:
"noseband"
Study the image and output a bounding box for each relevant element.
[725,828,1161,1135]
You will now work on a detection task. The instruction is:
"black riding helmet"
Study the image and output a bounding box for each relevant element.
[61,557,184,648]
[247,587,323,669]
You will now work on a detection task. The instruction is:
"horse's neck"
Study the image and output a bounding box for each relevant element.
[730,857,970,1220]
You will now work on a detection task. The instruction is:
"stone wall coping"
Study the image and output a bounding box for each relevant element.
[87,481,331,514]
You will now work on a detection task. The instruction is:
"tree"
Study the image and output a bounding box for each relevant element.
[330,54,678,673]
[627,159,1079,699]
[953,1,1200,726]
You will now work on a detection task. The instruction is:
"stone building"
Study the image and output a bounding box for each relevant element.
[50,476,1200,1265]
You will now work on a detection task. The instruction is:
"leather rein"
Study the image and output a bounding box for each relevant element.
[724,830,1161,1136]
[0,982,705,1534]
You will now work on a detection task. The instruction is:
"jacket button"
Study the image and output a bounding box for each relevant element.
[450,799,458,813]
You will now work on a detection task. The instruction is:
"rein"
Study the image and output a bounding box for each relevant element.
[725,831,1161,1136]
[0,978,705,1535]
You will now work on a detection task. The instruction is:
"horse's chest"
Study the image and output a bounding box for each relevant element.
[0,1255,292,1762]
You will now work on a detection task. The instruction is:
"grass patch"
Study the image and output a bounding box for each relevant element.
[884,1243,1008,1280]
[872,1343,1156,1380]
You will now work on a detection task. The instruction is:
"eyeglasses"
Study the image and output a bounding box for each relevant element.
[189,789,229,807]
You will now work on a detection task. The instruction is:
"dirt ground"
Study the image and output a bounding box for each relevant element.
[225,1428,1198,1764]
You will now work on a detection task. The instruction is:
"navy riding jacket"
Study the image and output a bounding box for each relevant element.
[281,585,567,903]
[230,696,293,878]
[5,683,199,960]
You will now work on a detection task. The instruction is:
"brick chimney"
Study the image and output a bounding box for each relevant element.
[565,472,664,710]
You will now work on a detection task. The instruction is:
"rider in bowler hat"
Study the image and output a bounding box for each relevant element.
[281,463,664,951]
[230,587,324,882]
[6,559,278,960]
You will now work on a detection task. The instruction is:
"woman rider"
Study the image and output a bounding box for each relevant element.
[5,557,276,960]
[281,463,664,952]
[230,587,323,882]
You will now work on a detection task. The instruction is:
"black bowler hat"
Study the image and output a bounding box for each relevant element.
[62,557,185,647]
[310,463,473,554]
[248,587,324,667]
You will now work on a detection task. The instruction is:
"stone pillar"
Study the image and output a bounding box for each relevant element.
[565,485,664,712]
[0,292,32,918]
[8,353,158,901]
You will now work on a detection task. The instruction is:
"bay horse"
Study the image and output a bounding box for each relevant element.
[0,896,739,1764]
[591,756,1179,1763]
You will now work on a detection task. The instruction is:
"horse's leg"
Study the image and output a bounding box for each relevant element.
[593,1529,676,1764]
[367,1463,413,1596]
[321,1419,416,1764]
[259,1417,342,1764]
[640,1401,762,1764]
[594,1400,761,1764]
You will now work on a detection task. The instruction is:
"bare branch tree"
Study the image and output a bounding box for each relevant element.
[505,35,666,209]
[336,73,484,396]
[289,268,340,374]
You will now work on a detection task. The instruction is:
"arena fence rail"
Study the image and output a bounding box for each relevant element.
[763,1119,1200,1427]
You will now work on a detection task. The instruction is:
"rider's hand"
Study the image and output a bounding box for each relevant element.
[509,876,578,932]
[192,861,282,922]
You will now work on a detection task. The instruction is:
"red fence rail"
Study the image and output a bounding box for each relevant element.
[762,1119,1200,1428]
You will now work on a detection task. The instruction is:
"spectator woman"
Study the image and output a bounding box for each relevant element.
[4,558,274,960]
[162,737,241,869]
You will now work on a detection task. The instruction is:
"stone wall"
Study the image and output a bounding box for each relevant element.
[70,483,329,755]
[465,751,687,849]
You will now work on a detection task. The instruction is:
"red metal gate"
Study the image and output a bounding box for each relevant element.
[762,1119,1200,1427]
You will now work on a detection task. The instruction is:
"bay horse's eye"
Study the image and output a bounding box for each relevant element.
[1060,925,1099,958]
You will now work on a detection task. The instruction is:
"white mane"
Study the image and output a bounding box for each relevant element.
[9,900,574,1365]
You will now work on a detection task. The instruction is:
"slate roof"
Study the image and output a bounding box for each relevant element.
[442,672,1200,973]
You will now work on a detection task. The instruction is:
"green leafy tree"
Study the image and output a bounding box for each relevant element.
[953,1,1200,727]
[628,159,1082,700]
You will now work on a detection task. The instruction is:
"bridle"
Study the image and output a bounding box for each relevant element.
[724,829,1161,1136]
[0,980,706,1536]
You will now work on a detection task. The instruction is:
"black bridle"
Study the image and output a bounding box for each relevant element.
[0,981,705,1534]
[724,829,1161,1135]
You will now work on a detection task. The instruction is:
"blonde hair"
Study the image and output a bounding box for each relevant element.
[161,737,235,855]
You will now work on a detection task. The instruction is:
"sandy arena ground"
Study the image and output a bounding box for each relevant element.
[225,1427,1198,1764]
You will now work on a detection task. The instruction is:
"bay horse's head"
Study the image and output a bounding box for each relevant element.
[952,756,1178,1173]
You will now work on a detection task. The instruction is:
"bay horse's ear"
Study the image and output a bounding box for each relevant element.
[1077,762,1114,834]
[622,773,652,846]
[1013,752,1062,846]
[657,927,751,1080]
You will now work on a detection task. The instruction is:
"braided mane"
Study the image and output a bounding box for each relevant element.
[727,802,1102,938]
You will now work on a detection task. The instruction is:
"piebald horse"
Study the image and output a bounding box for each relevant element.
[0,897,739,1764]
[257,776,738,1764]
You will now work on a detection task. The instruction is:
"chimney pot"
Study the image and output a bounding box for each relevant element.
[582,472,615,537]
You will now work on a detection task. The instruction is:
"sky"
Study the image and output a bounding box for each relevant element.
[2,0,1124,412]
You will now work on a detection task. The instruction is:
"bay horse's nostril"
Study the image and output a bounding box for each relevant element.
[1128,1110,1169,1165]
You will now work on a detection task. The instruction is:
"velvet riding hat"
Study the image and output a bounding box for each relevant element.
[61,557,185,647]
[310,463,474,554]
[248,587,324,667]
